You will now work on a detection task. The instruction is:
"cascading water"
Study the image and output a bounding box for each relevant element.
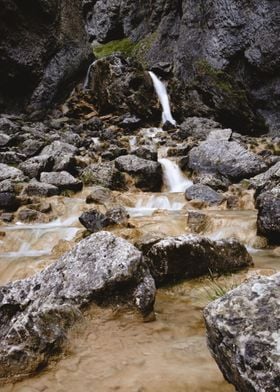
[148,71,176,125]
[159,157,193,192]
[83,60,97,90]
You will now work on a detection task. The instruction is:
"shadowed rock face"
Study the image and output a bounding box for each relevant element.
[84,0,280,134]
[0,231,156,381]
[204,273,280,392]
[0,0,92,115]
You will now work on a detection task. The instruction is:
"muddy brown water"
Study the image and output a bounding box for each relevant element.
[0,190,279,392]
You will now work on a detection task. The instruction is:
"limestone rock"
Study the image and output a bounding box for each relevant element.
[40,171,83,192]
[0,232,156,381]
[204,273,280,392]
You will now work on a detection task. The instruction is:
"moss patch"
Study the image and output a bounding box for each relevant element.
[93,38,136,59]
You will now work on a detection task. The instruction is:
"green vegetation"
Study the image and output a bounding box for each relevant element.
[93,38,136,59]
[92,33,158,67]
[203,270,239,301]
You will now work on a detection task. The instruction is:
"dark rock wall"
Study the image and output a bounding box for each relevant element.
[84,0,280,134]
[0,0,92,114]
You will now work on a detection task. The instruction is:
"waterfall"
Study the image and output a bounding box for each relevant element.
[159,158,193,192]
[83,60,97,90]
[148,71,176,125]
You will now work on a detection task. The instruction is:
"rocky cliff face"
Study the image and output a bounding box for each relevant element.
[0,0,92,115]
[84,0,280,134]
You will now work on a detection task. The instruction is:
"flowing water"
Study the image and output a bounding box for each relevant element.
[148,72,176,125]
[0,139,279,391]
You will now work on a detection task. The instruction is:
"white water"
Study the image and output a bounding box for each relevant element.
[148,71,176,125]
[83,60,97,90]
[128,195,184,217]
[159,158,193,192]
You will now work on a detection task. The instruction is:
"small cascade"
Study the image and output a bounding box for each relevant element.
[159,158,193,193]
[148,71,176,125]
[128,195,184,217]
[83,60,97,90]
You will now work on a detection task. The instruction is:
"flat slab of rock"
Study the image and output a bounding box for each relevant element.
[40,171,82,192]
[144,234,252,285]
[0,231,155,381]
[188,140,267,181]
[204,273,280,392]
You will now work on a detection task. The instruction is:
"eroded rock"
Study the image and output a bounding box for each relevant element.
[204,273,280,392]
[0,231,156,381]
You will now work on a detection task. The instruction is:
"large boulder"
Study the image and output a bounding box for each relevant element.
[143,234,252,285]
[19,155,54,179]
[0,0,92,114]
[115,154,162,192]
[204,273,280,392]
[256,186,280,244]
[188,140,267,182]
[250,161,280,195]
[0,163,25,182]
[40,141,78,172]
[88,54,160,120]
[185,184,225,205]
[0,231,155,381]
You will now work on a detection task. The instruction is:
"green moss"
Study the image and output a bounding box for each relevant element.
[93,38,136,59]
[92,33,158,67]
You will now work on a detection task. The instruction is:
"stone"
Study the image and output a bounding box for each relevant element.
[40,172,83,192]
[133,147,158,162]
[204,273,280,392]
[21,140,45,158]
[16,208,46,223]
[188,140,267,182]
[81,162,126,190]
[79,206,129,232]
[0,192,19,211]
[145,234,253,285]
[86,186,112,205]
[115,155,162,192]
[0,231,155,381]
[256,186,280,244]
[250,161,280,194]
[193,173,230,191]
[178,117,223,140]
[19,155,54,179]
[0,133,11,147]
[187,211,209,233]
[0,163,25,182]
[22,180,60,197]
[40,141,78,172]
[185,184,225,205]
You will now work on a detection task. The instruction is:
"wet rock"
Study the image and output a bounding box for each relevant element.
[79,210,109,232]
[185,184,225,205]
[177,117,222,140]
[0,192,19,212]
[115,155,162,192]
[0,0,91,114]
[188,140,267,182]
[145,234,252,285]
[204,273,280,392]
[16,208,46,223]
[101,146,128,161]
[89,55,159,121]
[81,162,126,190]
[79,206,129,232]
[0,163,25,182]
[40,172,83,192]
[0,231,155,381]
[187,211,209,233]
[22,180,60,197]
[256,186,280,244]
[19,155,54,179]
[0,213,13,222]
[86,186,112,205]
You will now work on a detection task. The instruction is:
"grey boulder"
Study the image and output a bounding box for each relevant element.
[19,155,54,179]
[0,163,25,182]
[204,273,280,392]
[185,184,225,205]
[188,140,267,182]
[144,234,252,285]
[81,162,126,190]
[0,231,155,381]
[40,171,83,192]
[256,185,280,244]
